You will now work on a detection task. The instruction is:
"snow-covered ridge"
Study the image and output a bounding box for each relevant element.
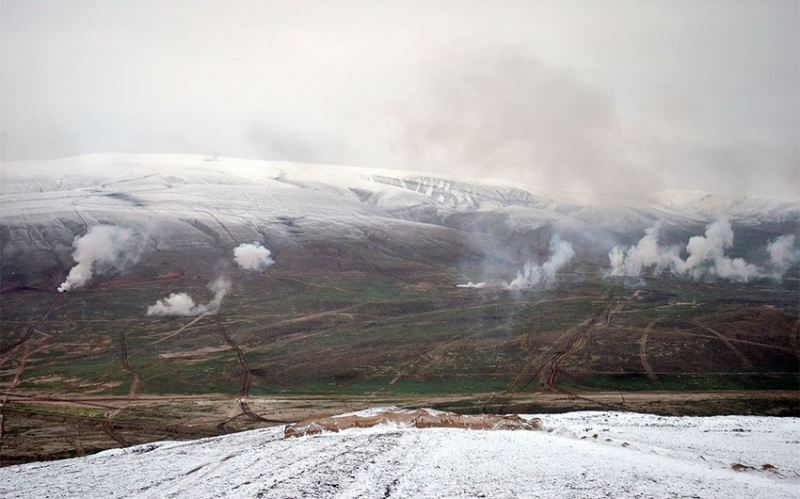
[2,153,796,223]
[1,410,797,498]
[653,189,800,224]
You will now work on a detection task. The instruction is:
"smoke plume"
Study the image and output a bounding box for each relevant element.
[506,237,575,290]
[58,225,144,292]
[767,235,800,278]
[233,242,275,271]
[608,224,680,277]
[146,277,231,317]
[608,219,797,282]
[456,281,486,289]
[672,219,753,280]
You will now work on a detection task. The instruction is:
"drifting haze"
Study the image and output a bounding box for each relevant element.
[1,1,797,200]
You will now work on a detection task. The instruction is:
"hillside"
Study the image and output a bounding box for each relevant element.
[0,154,798,465]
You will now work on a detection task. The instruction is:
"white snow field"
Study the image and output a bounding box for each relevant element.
[1,410,797,499]
[2,153,797,229]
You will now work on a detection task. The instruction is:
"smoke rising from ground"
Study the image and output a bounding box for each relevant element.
[456,281,486,289]
[233,242,274,271]
[608,220,798,282]
[608,224,679,278]
[58,225,144,292]
[767,235,800,279]
[146,277,231,317]
[676,220,759,281]
[506,237,575,290]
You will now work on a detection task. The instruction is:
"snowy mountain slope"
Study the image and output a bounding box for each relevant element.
[2,154,795,228]
[1,153,797,289]
[1,410,797,499]
[653,190,800,225]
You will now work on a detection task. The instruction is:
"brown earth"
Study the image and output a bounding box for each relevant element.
[284,409,543,437]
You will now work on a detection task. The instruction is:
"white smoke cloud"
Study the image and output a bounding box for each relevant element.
[146,277,231,317]
[608,224,680,277]
[767,235,800,278]
[58,225,144,292]
[233,242,274,271]
[506,237,575,290]
[608,219,797,282]
[456,281,486,289]
[672,219,760,282]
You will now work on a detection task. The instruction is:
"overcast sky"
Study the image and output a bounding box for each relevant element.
[2,0,798,200]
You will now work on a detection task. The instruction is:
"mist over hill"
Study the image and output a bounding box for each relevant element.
[2,154,797,292]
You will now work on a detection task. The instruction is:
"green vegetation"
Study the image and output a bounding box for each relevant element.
[3,271,798,398]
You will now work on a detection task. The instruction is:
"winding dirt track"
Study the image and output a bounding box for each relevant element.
[120,333,141,399]
[542,312,600,392]
[639,318,662,384]
[102,420,130,447]
[507,311,601,393]
[0,296,62,454]
[216,315,283,428]
[107,333,141,420]
[3,407,212,437]
[0,296,61,355]
[691,321,755,371]
[153,313,211,344]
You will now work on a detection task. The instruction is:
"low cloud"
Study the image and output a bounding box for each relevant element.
[398,47,650,202]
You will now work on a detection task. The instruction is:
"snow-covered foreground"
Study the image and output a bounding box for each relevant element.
[2,410,798,499]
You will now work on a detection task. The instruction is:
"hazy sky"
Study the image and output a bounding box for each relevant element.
[2,0,798,200]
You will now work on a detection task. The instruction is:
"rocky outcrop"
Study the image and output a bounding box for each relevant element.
[284,409,542,438]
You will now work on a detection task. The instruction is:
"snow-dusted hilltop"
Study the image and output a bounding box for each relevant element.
[1,153,796,222]
[1,410,798,499]
[653,190,800,225]
[2,153,797,290]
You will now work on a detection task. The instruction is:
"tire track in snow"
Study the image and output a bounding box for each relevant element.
[253,432,411,498]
